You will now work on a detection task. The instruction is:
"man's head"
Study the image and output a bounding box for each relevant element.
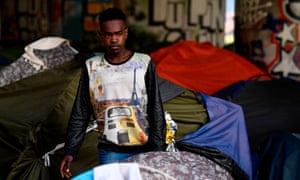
[98,8,129,56]
[99,8,126,29]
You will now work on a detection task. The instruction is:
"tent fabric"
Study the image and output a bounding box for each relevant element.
[92,163,142,180]
[158,76,210,139]
[225,79,300,151]
[177,93,252,180]
[0,40,260,179]
[0,37,77,87]
[177,143,248,180]
[158,77,252,179]
[0,60,81,180]
[157,76,185,102]
[162,90,209,139]
[151,41,253,179]
[72,151,234,180]
[0,45,23,67]
[0,55,13,66]
[22,37,77,70]
[258,131,300,180]
[0,57,101,180]
[151,40,270,95]
[124,151,233,179]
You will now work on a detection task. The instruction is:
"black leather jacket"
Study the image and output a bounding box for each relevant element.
[64,54,166,157]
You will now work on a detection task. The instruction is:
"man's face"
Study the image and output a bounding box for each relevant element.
[100,20,128,55]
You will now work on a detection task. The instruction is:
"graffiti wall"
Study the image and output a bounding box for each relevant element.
[1,0,226,47]
[16,0,49,41]
[123,0,225,46]
[235,0,300,81]
[63,0,83,42]
[1,0,19,41]
[82,0,114,50]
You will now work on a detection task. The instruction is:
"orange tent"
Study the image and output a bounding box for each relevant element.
[151,41,270,95]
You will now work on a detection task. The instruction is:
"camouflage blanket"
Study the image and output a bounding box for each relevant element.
[122,151,233,180]
[0,37,77,87]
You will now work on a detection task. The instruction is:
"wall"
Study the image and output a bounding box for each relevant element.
[0,0,226,49]
[121,0,226,47]
[235,0,300,81]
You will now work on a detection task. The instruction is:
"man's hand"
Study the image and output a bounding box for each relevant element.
[60,155,73,179]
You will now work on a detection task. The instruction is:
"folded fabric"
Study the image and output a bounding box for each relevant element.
[0,36,78,87]
[93,163,142,180]
[22,36,77,69]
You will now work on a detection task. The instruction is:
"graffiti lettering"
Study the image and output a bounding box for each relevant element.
[149,0,225,46]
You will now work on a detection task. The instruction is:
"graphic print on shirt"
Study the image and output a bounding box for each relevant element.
[86,53,150,145]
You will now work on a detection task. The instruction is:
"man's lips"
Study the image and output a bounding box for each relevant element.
[110,45,120,50]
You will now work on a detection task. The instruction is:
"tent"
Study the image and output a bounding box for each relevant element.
[72,151,235,180]
[150,41,300,179]
[258,131,300,180]
[0,59,91,179]
[0,37,99,180]
[150,40,270,95]
[2,39,297,179]
[215,79,300,151]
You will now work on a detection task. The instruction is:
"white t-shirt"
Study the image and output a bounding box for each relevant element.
[85,52,151,145]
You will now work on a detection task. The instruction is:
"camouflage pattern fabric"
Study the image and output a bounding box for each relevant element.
[0,40,77,87]
[122,151,233,180]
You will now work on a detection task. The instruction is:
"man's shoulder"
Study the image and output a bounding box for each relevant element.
[134,52,150,58]
[84,54,103,66]
[133,52,151,64]
[86,53,103,61]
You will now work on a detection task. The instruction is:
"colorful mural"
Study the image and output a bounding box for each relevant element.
[235,0,300,81]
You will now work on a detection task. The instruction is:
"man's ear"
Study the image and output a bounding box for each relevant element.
[97,31,103,40]
[124,27,129,37]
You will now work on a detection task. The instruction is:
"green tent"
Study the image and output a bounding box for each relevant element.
[0,59,99,180]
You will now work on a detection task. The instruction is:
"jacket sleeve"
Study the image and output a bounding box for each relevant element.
[64,64,93,157]
[145,60,167,151]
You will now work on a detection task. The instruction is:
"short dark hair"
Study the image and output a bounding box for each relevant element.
[99,8,126,27]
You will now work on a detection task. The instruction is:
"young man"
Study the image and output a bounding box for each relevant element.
[60,8,166,178]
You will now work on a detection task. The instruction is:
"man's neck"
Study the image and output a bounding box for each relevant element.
[106,50,132,64]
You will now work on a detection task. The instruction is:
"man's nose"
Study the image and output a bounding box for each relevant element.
[111,34,118,42]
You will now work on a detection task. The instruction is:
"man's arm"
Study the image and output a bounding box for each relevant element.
[145,60,167,151]
[64,64,93,156]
